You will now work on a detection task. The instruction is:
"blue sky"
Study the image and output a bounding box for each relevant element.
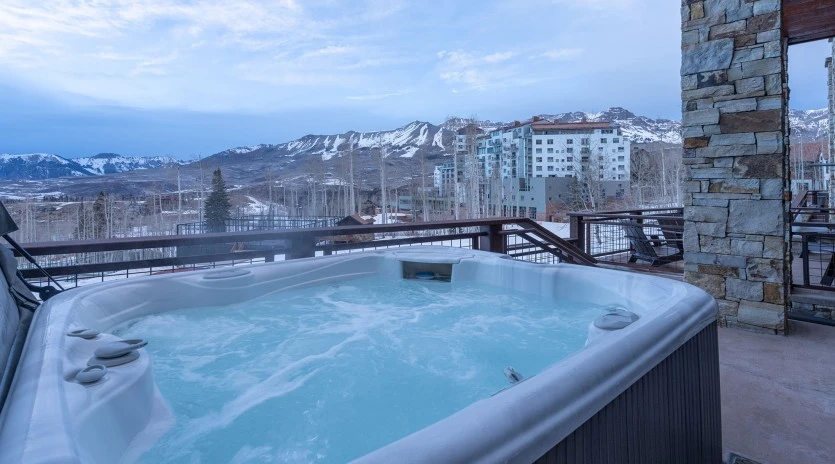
[0,0,830,158]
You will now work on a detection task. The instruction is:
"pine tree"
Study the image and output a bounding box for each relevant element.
[204,168,231,233]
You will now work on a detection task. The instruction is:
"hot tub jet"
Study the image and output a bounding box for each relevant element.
[504,366,524,384]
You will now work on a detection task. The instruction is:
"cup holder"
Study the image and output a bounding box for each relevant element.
[75,365,107,384]
[67,328,100,340]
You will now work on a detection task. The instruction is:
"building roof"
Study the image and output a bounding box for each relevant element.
[336,214,374,226]
[498,115,551,131]
[531,121,617,131]
[456,125,484,135]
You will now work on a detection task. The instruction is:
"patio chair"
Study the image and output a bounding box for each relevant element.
[622,221,683,266]
[656,216,685,253]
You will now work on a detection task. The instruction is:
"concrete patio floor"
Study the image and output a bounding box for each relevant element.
[720,321,835,464]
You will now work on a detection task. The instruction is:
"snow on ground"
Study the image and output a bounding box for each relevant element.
[537,221,570,238]
[242,196,272,215]
[371,212,411,224]
[399,146,419,158]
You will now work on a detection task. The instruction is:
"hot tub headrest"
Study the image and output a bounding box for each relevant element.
[0,246,37,413]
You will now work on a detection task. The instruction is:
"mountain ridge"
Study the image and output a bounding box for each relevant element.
[1,107,828,183]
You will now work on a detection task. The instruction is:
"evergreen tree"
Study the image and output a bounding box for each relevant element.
[93,191,107,238]
[204,168,231,233]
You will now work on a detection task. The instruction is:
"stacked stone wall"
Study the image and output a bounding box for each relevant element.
[681,0,789,331]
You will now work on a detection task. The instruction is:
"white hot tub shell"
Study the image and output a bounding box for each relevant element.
[0,247,720,463]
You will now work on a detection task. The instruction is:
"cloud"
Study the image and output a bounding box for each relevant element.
[345,90,414,101]
[129,51,180,77]
[436,49,533,91]
[483,51,514,63]
[301,45,357,59]
[550,0,635,11]
[541,48,584,60]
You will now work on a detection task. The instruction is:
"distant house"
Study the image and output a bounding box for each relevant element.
[323,214,375,243]
[337,214,375,227]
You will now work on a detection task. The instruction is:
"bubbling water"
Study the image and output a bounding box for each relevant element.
[115,276,609,463]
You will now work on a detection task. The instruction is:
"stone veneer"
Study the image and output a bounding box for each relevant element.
[681,0,789,332]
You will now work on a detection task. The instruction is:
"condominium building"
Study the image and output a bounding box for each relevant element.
[529,121,630,182]
[435,115,631,218]
[432,159,459,197]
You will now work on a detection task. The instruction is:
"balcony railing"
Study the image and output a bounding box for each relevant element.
[568,208,684,274]
[791,190,834,290]
[14,218,595,287]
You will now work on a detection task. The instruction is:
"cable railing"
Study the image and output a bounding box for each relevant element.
[567,208,684,273]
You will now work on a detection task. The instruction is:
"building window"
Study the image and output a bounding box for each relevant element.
[536,148,543,154]
[566,156,573,162]
[601,138,607,143]
[618,165,625,170]
[618,156,624,161]
[599,155,604,160]
[601,129,613,134]
[536,166,542,171]
[536,157,542,162]
[567,165,573,171]
[566,139,574,144]
[547,148,554,153]
[547,166,554,171]
[566,147,574,153]
[598,147,604,151]
[618,146,625,152]
[613,138,620,143]
[536,139,543,145]
[547,157,554,162]
[581,138,590,145]
[547,139,554,145]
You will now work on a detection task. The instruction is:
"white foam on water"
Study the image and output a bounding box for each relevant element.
[117,277,612,463]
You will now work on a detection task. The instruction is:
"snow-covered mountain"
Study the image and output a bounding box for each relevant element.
[74,153,182,175]
[540,107,683,144]
[3,107,829,187]
[788,108,829,141]
[0,153,93,180]
[207,121,449,164]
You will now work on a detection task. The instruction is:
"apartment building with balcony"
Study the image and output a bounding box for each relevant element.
[529,121,631,183]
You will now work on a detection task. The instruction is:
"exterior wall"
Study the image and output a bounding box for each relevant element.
[533,323,722,464]
[530,129,630,182]
[492,177,574,218]
[681,0,789,332]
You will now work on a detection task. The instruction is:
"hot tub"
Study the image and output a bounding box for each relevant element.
[0,247,720,463]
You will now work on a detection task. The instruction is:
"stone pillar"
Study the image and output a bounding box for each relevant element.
[681,0,789,332]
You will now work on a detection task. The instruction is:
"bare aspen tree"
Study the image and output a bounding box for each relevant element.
[379,137,388,224]
[419,148,429,221]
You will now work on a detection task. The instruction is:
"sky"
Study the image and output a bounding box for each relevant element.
[0,0,830,159]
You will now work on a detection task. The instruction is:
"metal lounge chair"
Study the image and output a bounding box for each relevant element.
[621,221,683,266]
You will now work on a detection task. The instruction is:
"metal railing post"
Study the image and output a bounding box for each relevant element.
[570,214,587,255]
[802,236,810,286]
[478,224,506,255]
[286,235,316,260]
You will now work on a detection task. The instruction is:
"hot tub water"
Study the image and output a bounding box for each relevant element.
[115,276,612,463]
